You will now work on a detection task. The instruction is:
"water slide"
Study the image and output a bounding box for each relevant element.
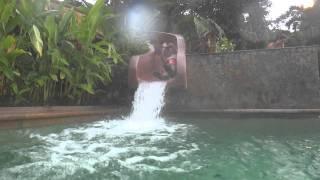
[128,32,187,89]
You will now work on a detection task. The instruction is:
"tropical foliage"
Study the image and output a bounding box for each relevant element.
[274,1,320,46]
[0,0,145,105]
[193,16,225,53]
[217,37,236,53]
[130,0,272,51]
[4,0,315,106]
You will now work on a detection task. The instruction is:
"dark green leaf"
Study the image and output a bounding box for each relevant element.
[79,83,94,94]
[50,74,58,81]
[11,83,18,94]
[1,35,15,49]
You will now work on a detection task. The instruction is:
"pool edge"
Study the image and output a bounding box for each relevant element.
[165,109,320,119]
[0,106,130,129]
[2,107,320,129]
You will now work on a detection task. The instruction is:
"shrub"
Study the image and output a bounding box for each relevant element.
[0,0,144,105]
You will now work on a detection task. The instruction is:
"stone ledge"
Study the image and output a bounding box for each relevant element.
[165,109,320,118]
[0,106,130,130]
[186,45,320,56]
[0,106,129,121]
[166,109,320,113]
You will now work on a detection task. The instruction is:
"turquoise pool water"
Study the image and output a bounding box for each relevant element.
[1,116,320,180]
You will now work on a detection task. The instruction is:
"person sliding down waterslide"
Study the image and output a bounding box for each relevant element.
[153,42,177,80]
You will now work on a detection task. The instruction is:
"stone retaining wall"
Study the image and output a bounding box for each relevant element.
[166,46,320,109]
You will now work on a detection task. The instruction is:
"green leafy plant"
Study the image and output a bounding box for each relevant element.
[194,16,225,53]
[217,37,235,53]
[0,0,142,105]
[0,35,27,100]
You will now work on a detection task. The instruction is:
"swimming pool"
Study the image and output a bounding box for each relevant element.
[1,82,320,180]
[0,116,320,180]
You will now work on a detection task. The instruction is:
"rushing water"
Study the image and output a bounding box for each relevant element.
[1,82,320,180]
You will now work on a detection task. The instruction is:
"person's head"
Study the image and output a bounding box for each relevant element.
[278,33,287,41]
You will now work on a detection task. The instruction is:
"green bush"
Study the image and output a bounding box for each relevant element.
[217,37,235,53]
[0,0,144,105]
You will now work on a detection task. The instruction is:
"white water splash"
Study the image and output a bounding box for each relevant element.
[130,81,167,121]
[1,81,201,179]
[117,81,168,132]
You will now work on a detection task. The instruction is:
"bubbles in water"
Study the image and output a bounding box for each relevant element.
[130,81,167,121]
[119,81,168,133]
[0,81,201,179]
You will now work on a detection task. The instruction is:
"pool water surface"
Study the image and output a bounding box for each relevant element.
[0,116,320,180]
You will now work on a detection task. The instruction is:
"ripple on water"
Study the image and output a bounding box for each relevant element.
[1,119,320,180]
[0,118,202,180]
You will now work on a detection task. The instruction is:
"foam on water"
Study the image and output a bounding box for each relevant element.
[130,81,166,121]
[0,82,200,179]
[114,81,169,133]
